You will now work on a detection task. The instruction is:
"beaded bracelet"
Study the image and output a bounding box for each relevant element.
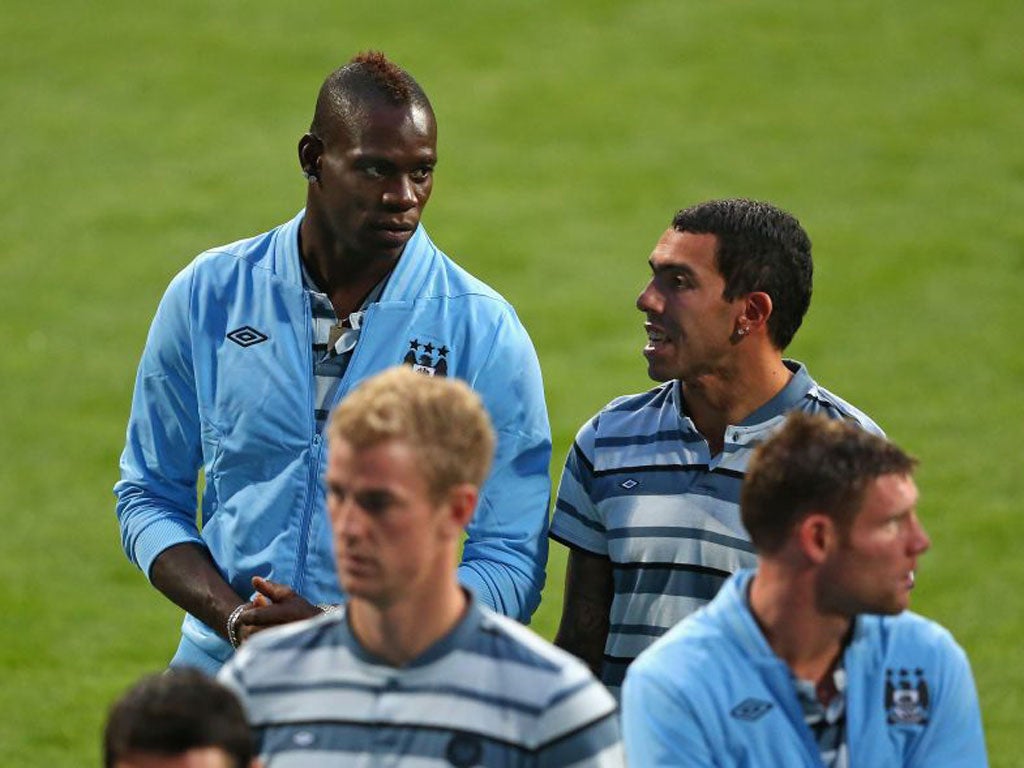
[226,603,248,649]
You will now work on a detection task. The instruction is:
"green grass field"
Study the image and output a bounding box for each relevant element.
[2,1,1021,764]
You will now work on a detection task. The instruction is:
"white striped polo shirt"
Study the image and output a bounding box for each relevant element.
[549,361,881,695]
[302,262,389,435]
[220,595,623,767]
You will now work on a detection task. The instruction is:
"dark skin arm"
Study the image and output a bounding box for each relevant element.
[150,542,248,642]
[554,548,614,678]
[150,543,319,645]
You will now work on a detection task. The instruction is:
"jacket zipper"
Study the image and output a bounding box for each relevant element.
[293,292,319,596]
[292,302,378,596]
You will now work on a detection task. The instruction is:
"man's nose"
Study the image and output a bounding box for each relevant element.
[330,498,364,540]
[909,513,931,556]
[637,280,660,314]
[382,175,417,209]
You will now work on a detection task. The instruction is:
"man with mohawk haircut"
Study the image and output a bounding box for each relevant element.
[115,52,551,674]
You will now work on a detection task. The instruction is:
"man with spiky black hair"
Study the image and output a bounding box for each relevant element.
[550,199,882,696]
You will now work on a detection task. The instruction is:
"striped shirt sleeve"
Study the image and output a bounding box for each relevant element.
[550,418,608,556]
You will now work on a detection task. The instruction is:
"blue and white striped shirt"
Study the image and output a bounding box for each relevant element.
[795,663,849,768]
[549,361,881,694]
[220,595,623,767]
[302,263,389,435]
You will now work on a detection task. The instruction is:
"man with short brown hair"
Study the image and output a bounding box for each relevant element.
[622,413,987,767]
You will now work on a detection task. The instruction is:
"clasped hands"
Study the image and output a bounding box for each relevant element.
[232,576,323,645]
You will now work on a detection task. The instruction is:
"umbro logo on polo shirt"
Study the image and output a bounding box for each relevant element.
[226,326,269,347]
[291,730,316,747]
[730,698,773,721]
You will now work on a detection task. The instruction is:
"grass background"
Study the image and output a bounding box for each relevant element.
[2,0,1021,764]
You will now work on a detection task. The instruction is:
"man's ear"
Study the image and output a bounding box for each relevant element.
[738,291,773,336]
[796,512,836,565]
[298,133,323,179]
[444,484,478,532]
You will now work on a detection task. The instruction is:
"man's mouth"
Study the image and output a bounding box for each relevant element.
[373,219,416,233]
[340,551,375,570]
[644,323,669,351]
[369,220,416,246]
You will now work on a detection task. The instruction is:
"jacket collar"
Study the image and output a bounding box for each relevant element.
[378,224,439,303]
[269,210,439,301]
[713,569,872,669]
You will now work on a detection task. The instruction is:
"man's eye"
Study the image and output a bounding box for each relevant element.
[410,167,433,183]
[363,166,384,179]
[673,275,693,289]
[358,492,392,515]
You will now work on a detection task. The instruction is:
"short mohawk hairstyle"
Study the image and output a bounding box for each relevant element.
[348,50,414,102]
[310,51,432,141]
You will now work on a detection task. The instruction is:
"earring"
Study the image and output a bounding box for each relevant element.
[736,326,748,337]
[304,170,318,183]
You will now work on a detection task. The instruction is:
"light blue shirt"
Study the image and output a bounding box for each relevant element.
[622,570,988,767]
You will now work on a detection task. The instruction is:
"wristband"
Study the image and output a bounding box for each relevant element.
[317,603,341,614]
[226,603,247,649]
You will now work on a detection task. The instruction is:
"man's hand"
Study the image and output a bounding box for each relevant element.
[235,576,321,644]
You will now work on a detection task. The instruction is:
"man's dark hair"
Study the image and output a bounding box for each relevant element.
[103,669,253,768]
[672,198,813,350]
[310,50,433,143]
[741,413,917,554]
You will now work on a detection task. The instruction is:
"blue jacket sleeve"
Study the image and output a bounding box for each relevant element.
[905,633,989,767]
[114,265,206,579]
[458,309,551,622]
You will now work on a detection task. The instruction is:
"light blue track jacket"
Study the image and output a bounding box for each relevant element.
[115,211,551,672]
[622,570,988,767]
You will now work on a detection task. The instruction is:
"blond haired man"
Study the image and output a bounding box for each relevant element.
[221,368,621,767]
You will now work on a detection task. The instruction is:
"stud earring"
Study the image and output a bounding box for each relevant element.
[304,170,318,183]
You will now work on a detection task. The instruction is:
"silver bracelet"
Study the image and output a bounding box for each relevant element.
[226,603,248,649]
[317,603,341,614]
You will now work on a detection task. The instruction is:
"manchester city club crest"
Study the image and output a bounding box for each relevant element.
[885,667,930,725]
[403,338,449,377]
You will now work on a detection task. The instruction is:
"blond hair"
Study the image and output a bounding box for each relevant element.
[328,367,495,500]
